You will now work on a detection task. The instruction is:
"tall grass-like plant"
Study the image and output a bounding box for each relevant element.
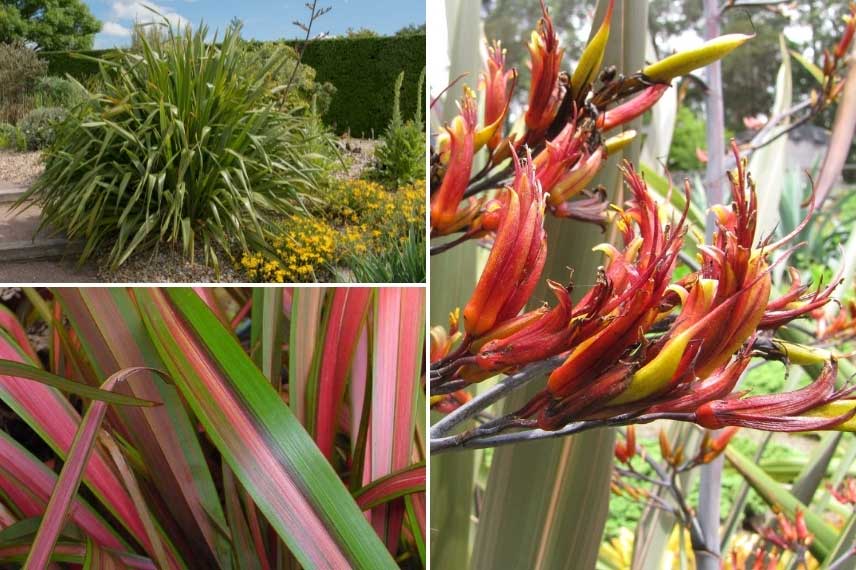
[19,20,335,270]
[0,287,425,569]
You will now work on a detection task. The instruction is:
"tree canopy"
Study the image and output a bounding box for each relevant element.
[0,0,101,50]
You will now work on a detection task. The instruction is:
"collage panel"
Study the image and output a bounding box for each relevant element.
[429,0,856,569]
[0,1,425,285]
[0,285,425,568]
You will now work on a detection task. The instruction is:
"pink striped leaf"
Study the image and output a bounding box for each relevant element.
[135,288,397,569]
[0,305,38,362]
[58,288,232,568]
[0,422,125,551]
[370,288,425,550]
[0,327,152,554]
[354,464,426,510]
[312,288,372,459]
[349,323,372,490]
[26,368,173,569]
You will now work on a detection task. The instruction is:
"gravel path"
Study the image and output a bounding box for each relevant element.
[99,246,245,283]
[0,151,43,186]
[339,137,376,180]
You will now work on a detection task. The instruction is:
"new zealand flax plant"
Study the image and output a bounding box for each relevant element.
[430,0,856,566]
[17,18,336,272]
[0,287,425,569]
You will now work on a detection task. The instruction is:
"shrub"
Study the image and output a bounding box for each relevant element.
[33,76,86,108]
[18,106,67,150]
[242,179,426,283]
[242,214,339,282]
[0,122,26,151]
[0,41,46,123]
[22,20,335,271]
[239,39,336,115]
[370,70,426,187]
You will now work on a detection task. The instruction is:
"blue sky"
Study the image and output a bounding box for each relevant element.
[86,1,425,48]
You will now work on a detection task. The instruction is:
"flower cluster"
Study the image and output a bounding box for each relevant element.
[431,143,856,434]
[241,214,338,282]
[242,179,426,282]
[430,0,750,243]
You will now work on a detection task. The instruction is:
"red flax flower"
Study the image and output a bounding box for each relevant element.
[529,143,849,432]
[481,41,516,150]
[531,166,687,426]
[462,150,547,337]
[524,1,563,137]
[695,360,855,431]
[431,90,477,234]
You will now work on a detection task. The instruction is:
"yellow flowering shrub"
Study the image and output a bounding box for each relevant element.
[241,179,425,282]
[241,215,338,282]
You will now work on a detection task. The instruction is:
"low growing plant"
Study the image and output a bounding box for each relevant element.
[0,122,26,151]
[32,76,87,109]
[349,229,426,283]
[243,179,426,283]
[19,19,336,271]
[18,106,67,150]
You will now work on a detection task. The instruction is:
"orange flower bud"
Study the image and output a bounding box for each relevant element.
[598,84,669,131]
[524,1,564,134]
[431,91,477,233]
[482,41,515,150]
[462,149,547,337]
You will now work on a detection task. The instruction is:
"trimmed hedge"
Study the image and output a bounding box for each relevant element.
[295,34,425,136]
[39,49,112,80]
[38,33,426,137]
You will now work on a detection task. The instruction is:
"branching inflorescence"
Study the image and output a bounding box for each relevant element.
[430,0,856,453]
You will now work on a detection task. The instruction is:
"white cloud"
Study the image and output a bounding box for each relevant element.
[110,1,188,28]
[101,21,132,37]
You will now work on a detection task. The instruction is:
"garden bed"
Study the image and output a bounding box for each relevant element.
[0,137,412,283]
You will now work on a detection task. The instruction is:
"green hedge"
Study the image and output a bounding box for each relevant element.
[39,33,426,137]
[295,34,425,136]
[39,49,113,80]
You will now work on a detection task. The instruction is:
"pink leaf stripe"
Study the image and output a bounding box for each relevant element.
[349,324,369,464]
[354,465,427,511]
[0,330,152,554]
[26,368,175,569]
[136,288,396,570]
[288,288,326,423]
[315,288,372,459]
[0,431,122,549]
[0,542,155,569]
[371,288,425,550]
[0,306,38,362]
[59,288,232,568]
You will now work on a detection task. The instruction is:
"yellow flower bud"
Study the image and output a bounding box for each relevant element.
[642,34,753,82]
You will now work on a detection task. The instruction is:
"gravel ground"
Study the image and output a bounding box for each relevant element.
[338,137,377,180]
[0,151,43,186]
[98,245,246,283]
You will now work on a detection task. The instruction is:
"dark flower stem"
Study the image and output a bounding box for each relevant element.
[430,412,694,454]
[430,356,564,439]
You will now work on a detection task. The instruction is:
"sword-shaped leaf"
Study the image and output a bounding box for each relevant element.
[135,288,397,569]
